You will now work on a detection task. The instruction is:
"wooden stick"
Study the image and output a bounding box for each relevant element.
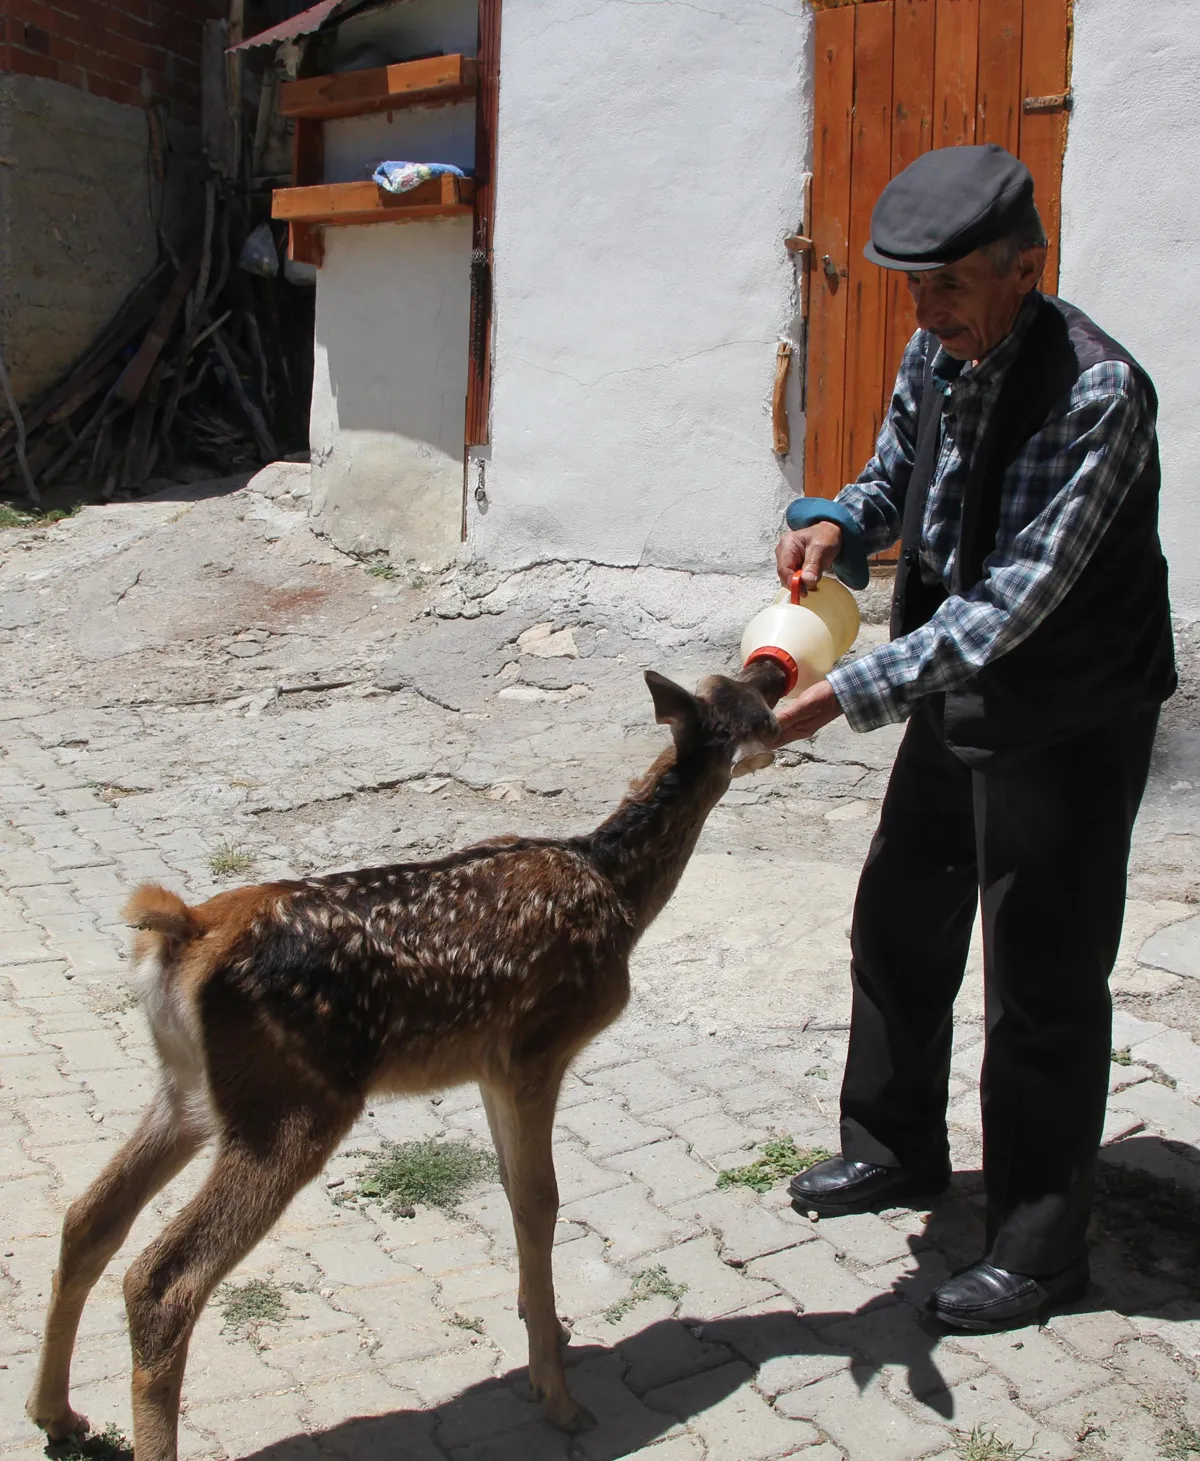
[113,250,201,406]
[43,392,115,488]
[211,328,277,461]
[0,343,40,505]
[772,341,794,457]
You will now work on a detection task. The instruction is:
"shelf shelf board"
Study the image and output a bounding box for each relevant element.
[279,54,478,121]
[272,175,475,227]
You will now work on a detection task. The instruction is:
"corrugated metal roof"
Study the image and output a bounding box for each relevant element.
[228,0,351,51]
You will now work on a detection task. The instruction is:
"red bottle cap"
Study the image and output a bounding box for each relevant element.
[744,645,799,697]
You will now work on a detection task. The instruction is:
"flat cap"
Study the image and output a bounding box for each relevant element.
[865,144,1036,271]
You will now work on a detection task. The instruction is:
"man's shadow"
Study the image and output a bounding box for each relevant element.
[234,1134,1199,1461]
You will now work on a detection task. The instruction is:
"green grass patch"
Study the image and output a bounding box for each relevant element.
[717,1137,834,1194]
[215,1278,290,1346]
[207,839,257,878]
[350,1139,498,1214]
[1161,1415,1200,1458]
[367,562,396,579]
[48,1423,133,1461]
[603,1265,687,1324]
[1112,1046,1133,1067]
[0,501,83,530]
[952,1425,1031,1461]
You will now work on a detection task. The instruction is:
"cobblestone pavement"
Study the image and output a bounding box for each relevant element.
[3,470,1200,1461]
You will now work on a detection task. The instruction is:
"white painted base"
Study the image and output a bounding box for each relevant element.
[308,218,472,567]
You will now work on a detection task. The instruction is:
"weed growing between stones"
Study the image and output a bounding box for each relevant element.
[1160,1414,1200,1458]
[215,1277,291,1347]
[207,839,258,878]
[1093,1158,1200,1295]
[717,1137,835,1194]
[952,1425,1031,1460]
[368,562,396,579]
[449,1312,485,1333]
[349,1139,498,1214]
[86,781,138,804]
[0,502,81,530]
[48,1423,133,1461]
[603,1266,687,1324]
[1112,1046,1133,1066]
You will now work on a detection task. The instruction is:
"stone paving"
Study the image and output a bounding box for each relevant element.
[3,471,1200,1461]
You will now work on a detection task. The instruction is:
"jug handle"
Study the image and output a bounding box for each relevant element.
[789,570,804,604]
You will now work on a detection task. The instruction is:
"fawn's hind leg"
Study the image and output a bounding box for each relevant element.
[27,1085,206,1441]
[487,1075,595,1435]
[122,1107,348,1461]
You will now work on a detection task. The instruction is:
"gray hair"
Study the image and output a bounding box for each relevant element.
[985,208,1049,276]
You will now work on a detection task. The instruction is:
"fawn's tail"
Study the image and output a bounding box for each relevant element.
[123,883,203,946]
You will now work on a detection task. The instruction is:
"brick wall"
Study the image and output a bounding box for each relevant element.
[0,0,225,121]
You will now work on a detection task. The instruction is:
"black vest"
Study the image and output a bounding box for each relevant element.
[891,294,1176,765]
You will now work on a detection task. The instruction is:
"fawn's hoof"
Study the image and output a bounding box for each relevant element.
[545,1395,596,1434]
[27,1399,90,1442]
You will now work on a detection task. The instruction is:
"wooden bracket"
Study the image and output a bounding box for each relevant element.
[1023,91,1072,114]
[772,341,794,457]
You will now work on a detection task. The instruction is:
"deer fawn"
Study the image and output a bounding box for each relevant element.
[27,664,785,1457]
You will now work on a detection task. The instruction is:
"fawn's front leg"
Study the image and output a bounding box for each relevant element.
[495,1081,594,1434]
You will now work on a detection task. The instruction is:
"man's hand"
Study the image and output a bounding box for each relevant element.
[775,521,843,596]
[772,679,844,745]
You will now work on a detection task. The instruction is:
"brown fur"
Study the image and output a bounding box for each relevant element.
[26,667,782,1458]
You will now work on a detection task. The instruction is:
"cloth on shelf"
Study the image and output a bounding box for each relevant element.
[373,161,468,194]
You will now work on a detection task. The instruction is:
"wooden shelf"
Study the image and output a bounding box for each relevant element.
[279,54,478,121]
[273,175,475,228]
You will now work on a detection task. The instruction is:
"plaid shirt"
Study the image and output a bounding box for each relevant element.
[825,293,1156,733]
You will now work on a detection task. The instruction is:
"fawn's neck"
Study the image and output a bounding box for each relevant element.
[583,744,730,935]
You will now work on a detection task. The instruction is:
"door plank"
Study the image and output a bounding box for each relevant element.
[804,3,856,499]
[977,0,1023,152]
[842,1,895,489]
[1019,0,1070,292]
[465,0,502,450]
[882,0,935,413]
[934,0,980,148]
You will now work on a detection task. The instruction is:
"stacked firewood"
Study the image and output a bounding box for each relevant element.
[0,7,309,508]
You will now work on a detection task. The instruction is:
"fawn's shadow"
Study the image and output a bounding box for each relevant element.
[230,1135,1200,1461]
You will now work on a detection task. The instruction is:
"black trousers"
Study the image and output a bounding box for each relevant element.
[840,697,1159,1275]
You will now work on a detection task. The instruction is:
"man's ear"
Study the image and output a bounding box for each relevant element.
[645,670,701,749]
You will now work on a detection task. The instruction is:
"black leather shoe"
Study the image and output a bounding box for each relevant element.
[928,1257,1090,1332]
[788,1156,948,1216]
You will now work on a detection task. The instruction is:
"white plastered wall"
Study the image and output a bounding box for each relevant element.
[308,0,478,566]
[1059,0,1200,620]
[468,0,813,574]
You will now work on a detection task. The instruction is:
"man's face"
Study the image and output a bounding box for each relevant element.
[905,244,1047,360]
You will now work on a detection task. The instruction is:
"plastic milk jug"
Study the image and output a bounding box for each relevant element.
[740,571,860,698]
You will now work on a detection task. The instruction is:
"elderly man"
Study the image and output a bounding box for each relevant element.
[775,144,1175,1331]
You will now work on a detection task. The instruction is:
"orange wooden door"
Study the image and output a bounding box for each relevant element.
[803,0,1072,507]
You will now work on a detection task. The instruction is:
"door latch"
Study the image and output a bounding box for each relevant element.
[822,254,846,291]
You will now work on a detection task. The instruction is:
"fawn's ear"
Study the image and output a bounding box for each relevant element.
[645,670,701,748]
